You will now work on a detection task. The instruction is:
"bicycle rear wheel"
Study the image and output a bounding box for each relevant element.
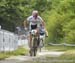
[39,39,44,52]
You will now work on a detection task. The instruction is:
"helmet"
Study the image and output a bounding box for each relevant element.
[32,10,38,14]
[32,10,38,16]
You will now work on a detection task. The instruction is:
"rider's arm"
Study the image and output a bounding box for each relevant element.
[24,20,29,27]
[24,16,32,28]
[24,16,32,29]
[42,20,48,37]
[23,20,29,30]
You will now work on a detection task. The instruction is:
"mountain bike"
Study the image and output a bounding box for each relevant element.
[29,30,38,56]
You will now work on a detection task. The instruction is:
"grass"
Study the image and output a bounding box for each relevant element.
[45,45,75,51]
[60,50,75,60]
[11,47,28,56]
[0,47,28,60]
[0,53,9,60]
[45,50,75,63]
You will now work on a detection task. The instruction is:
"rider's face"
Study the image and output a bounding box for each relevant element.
[33,13,38,19]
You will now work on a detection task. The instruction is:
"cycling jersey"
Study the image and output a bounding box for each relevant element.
[39,26,46,35]
[27,16,43,30]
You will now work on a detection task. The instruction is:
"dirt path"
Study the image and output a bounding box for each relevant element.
[0,50,65,63]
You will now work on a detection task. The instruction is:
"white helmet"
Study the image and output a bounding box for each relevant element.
[32,10,38,15]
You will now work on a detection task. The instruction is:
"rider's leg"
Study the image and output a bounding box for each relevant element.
[28,33,33,56]
[36,28,40,46]
[28,33,32,48]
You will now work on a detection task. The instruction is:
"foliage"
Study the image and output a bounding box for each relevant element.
[0,0,75,44]
[42,0,75,44]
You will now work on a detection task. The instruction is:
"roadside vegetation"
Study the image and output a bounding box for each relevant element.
[46,45,75,51]
[45,50,75,63]
[0,47,28,60]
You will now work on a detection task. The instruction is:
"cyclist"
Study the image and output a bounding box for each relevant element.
[39,24,47,50]
[39,24,46,36]
[24,10,48,49]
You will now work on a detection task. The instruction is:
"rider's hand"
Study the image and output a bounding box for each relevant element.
[36,28,39,33]
[46,35,48,37]
[24,27,28,31]
[46,30,48,37]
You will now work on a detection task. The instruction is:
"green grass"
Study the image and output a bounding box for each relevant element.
[45,50,75,63]
[45,45,75,51]
[60,50,75,60]
[0,53,9,60]
[0,47,28,60]
[11,47,28,56]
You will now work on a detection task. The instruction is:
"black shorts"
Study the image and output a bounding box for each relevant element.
[40,32,45,35]
[31,24,37,30]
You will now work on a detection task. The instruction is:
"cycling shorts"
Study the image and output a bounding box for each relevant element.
[31,24,37,30]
